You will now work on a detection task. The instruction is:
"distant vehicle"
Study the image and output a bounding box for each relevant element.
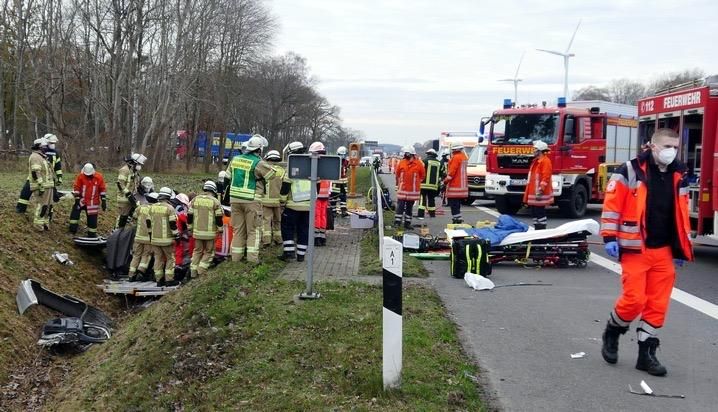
[360,156,373,166]
[466,139,489,204]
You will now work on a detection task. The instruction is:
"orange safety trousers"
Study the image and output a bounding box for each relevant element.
[614,246,675,328]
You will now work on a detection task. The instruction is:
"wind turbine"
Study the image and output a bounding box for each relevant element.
[498,52,525,103]
[537,19,581,99]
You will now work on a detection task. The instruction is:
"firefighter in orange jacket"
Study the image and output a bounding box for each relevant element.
[523,140,553,229]
[394,146,425,229]
[69,163,107,237]
[444,142,468,224]
[599,128,693,377]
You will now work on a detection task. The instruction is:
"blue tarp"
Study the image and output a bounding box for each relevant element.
[464,215,529,245]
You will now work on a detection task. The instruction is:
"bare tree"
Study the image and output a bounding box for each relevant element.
[573,85,610,101]
[608,78,645,105]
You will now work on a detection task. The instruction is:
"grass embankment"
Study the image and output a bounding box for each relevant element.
[355,167,429,277]
[50,255,483,410]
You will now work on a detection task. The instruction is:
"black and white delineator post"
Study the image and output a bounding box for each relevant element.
[287,153,341,300]
[382,236,403,389]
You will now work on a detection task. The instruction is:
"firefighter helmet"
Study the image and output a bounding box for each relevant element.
[264,150,281,161]
[203,180,218,193]
[158,187,173,200]
[287,141,305,154]
[533,140,549,152]
[336,146,347,156]
[308,142,326,154]
[426,149,438,157]
[450,142,464,151]
[130,153,147,165]
[245,135,264,152]
[401,145,416,155]
[82,163,95,176]
[44,134,58,144]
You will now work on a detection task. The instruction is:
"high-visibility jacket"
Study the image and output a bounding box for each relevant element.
[421,157,441,190]
[600,151,693,261]
[28,151,53,190]
[45,149,63,184]
[261,164,285,206]
[227,153,276,202]
[148,201,178,247]
[444,151,468,199]
[318,180,331,199]
[72,172,107,215]
[395,157,425,201]
[188,193,223,240]
[116,164,137,204]
[281,177,311,211]
[215,215,233,257]
[523,155,554,206]
[133,203,152,244]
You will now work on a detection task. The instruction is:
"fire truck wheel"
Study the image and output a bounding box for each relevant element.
[495,195,522,215]
[558,184,588,218]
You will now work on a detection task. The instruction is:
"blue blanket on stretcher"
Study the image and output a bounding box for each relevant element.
[465,215,529,245]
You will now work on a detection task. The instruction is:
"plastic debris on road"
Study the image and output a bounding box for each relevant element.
[52,251,74,265]
[570,352,586,359]
[628,380,686,399]
[464,272,495,290]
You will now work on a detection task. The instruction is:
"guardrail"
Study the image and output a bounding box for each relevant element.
[371,168,385,259]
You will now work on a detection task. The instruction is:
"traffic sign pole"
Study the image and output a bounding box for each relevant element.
[299,154,321,300]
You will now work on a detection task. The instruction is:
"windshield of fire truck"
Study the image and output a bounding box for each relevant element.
[490,114,559,145]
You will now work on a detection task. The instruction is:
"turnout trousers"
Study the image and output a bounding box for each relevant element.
[129,242,152,276]
[530,206,547,230]
[315,199,328,241]
[231,201,262,263]
[191,238,215,276]
[69,205,99,237]
[16,180,32,213]
[281,208,309,259]
[417,188,437,218]
[394,199,415,226]
[262,205,283,246]
[152,245,176,281]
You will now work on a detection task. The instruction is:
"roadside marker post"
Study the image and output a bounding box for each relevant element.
[382,236,403,389]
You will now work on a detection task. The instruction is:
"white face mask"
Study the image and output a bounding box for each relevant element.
[48,143,56,150]
[135,165,142,171]
[656,147,677,165]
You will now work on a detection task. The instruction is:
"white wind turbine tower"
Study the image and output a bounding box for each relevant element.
[498,52,525,104]
[537,19,582,99]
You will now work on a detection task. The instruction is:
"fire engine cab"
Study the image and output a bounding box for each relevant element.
[637,77,718,245]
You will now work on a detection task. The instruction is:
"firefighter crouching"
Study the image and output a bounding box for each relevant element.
[599,128,693,377]
[523,140,553,230]
[279,142,310,261]
[394,146,425,229]
[149,187,180,286]
[28,138,55,231]
[128,192,157,282]
[226,134,276,263]
[69,163,107,237]
[443,142,468,224]
[417,148,441,218]
[261,150,285,246]
[116,153,146,228]
[188,181,224,282]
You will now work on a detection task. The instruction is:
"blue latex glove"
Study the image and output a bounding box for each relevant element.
[674,259,684,267]
[605,241,619,258]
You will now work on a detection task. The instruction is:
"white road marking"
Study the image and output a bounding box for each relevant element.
[475,205,718,321]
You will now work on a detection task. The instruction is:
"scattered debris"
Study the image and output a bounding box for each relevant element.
[463,371,481,384]
[493,282,553,289]
[570,352,586,359]
[464,272,495,290]
[628,380,685,399]
[52,251,74,265]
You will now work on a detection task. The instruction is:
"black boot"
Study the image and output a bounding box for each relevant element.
[278,252,295,261]
[297,254,305,262]
[601,321,628,364]
[404,221,413,230]
[636,337,667,376]
[157,277,166,287]
[534,224,547,230]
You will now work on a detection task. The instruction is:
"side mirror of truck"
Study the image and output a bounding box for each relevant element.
[479,122,485,135]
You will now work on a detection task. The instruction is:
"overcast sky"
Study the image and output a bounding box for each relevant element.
[270,0,718,146]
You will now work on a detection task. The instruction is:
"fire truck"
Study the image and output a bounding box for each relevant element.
[481,99,638,217]
[637,77,718,245]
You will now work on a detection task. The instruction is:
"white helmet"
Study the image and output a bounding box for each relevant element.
[287,141,305,154]
[308,141,326,154]
[336,146,347,156]
[218,170,228,180]
[44,134,58,144]
[401,145,416,155]
[426,149,438,156]
[141,176,154,192]
[245,135,263,152]
[176,193,190,208]
[533,140,549,152]
[203,180,218,193]
[82,163,95,176]
[158,186,173,200]
[130,153,147,165]
[264,150,281,161]
[33,138,47,148]
[450,142,464,151]
[252,134,269,149]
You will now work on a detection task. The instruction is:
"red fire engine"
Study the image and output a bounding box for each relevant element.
[637,79,718,245]
[482,99,638,217]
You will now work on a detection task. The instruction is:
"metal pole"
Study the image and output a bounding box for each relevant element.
[513,81,518,104]
[563,57,569,99]
[300,154,321,299]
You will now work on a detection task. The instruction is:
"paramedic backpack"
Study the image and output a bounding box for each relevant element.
[451,237,491,278]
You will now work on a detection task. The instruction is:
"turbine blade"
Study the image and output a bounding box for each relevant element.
[514,51,526,78]
[536,48,565,57]
[566,19,582,53]
[498,79,514,82]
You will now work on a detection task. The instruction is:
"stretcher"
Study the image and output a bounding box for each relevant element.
[445,219,599,268]
[98,280,180,296]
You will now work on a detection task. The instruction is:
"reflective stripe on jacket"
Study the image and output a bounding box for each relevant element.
[189,194,223,240]
[73,172,107,215]
[445,151,468,199]
[116,164,137,203]
[421,158,441,190]
[261,164,285,206]
[523,155,553,206]
[28,151,53,190]
[228,153,261,201]
[318,180,332,199]
[149,202,178,246]
[600,150,693,260]
[396,157,425,201]
[133,204,152,244]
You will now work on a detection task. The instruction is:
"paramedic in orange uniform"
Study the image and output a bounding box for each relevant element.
[599,128,693,377]
[394,146,425,229]
[443,142,469,224]
[523,140,553,229]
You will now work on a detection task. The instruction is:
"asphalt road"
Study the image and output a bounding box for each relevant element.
[378,170,718,412]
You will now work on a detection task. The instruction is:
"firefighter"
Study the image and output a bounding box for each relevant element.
[261,150,285,246]
[188,181,224,282]
[332,146,349,216]
[394,146,425,229]
[279,141,310,261]
[523,140,553,230]
[137,176,155,203]
[44,134,63,186]
[309,142,331,246]
[148,187,180,286]
[372,155,381,174]
[27,138,54,230]
[443,142,468,224]
[417,148,441,218]
[599,128,693,377]
[216,170,230,205]
[439,152,449,206]
[69,163,107,237]
[116,153,147,228]
[128,193,155,282]
[226,134,276,263]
